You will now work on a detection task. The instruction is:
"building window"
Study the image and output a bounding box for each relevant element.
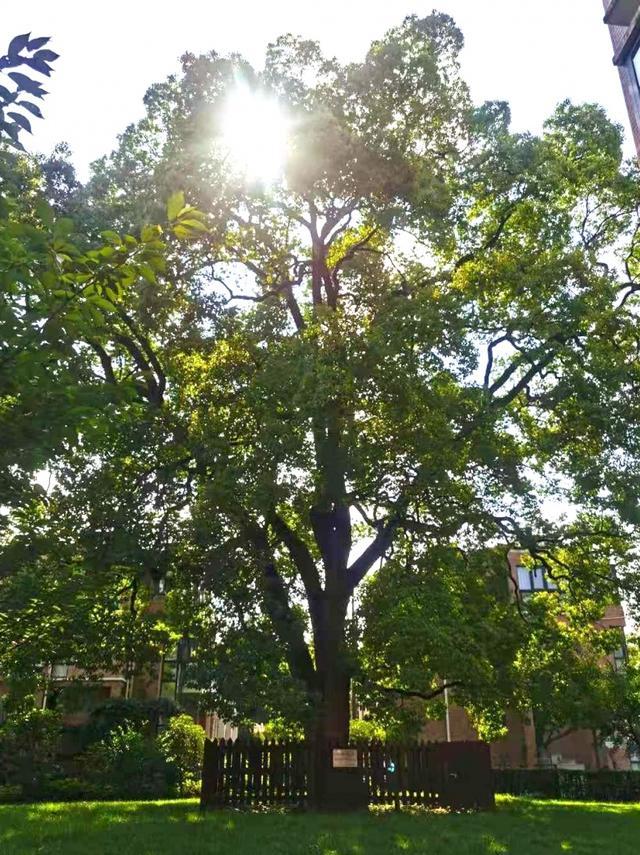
[516,565,557,597]
[51,664,70,680]
[613,646,627,672]
[159,649,178,699]
[633,45,640,89]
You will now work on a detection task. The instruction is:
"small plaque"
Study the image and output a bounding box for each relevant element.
[332,748,358,768]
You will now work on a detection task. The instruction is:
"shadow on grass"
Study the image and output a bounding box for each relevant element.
[1,796,639,855]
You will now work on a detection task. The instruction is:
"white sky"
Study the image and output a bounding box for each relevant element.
[1,1,634,178]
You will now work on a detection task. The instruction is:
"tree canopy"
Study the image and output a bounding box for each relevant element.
[3,14,640,751]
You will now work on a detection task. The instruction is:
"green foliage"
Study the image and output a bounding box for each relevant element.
[82,725,178,799]
[0,98,187,700]
[3,12,640,750]
[348,718,386,744]
[0,700,197,801]
[596,635,640,755]
[0,549,171,699]
[34,777,104,802]
[157,713,205,794]
[258,717,305,741]
[85,698,179,746]
[496,768,640,803]
[0,784,22,803]
[359,546,519,739]
[0,708,62,789]
[358,544,631,746]
[0,33,58,150]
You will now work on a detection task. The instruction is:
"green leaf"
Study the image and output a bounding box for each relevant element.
[35,200,54,227]
[8,33,31,57]
[138,263,157,284]
[141,224,162,242]
[100,230,121,245]
[2,121,20,142]
[34,49,59,63]
[167,191,185,222]
[179,218,208,232]
[8,112,32,133]
[87,296,116,313]
[7,72,46,97]
[17,100,44,119]
[27,36,51,51]
[53,218,74,238]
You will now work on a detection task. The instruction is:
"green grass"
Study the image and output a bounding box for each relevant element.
[0,796,639,854]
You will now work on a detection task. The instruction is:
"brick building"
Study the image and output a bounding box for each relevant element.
[0,589,236,741]
[419,550,631,770]
[38,658,237,741]
[604,0,640,153]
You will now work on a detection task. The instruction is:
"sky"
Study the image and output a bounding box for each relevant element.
[1,0,634,179]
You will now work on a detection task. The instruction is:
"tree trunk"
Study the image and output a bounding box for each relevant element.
[306,673,351,809]
[307,593,351,809]
[316,668,351,744]
[313,594,351,745]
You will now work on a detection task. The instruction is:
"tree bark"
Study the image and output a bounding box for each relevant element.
[307,590,351,810]
[313,593,351,745]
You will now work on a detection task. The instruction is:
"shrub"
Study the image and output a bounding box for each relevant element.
[38,776,104,802]
[349,718,386,744]
[82,725,179,799]
[258,717,305,741]
[157,714,205,795]
[85,697,178,745]
[494,768,640,803]
[0,784,22,803]
[0,708,62,791]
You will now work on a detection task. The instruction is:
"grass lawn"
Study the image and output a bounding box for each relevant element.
[1,795,639,854]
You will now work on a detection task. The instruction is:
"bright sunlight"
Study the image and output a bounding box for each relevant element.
[219,85,290,184]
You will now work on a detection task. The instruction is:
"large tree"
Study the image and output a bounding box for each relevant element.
[0,33,186,702]
[5,14,640,757]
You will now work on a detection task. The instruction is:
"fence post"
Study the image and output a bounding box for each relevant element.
[200,738,218,811]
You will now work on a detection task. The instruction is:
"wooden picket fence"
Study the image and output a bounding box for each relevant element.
[200,738,494,810]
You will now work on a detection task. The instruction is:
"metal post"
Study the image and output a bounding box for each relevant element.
[444,681,451,742]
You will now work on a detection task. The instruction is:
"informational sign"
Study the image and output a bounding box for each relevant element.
[332,748,358,768]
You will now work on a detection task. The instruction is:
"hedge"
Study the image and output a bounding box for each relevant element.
[494,768,640,802]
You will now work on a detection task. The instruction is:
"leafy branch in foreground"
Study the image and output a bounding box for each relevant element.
[0,33,59,148]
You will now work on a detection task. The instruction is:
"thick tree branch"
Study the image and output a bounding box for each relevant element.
[113,333,161,405]
[347,518,399,591]
[376,681,463,702]
[454,202,521,271]
[489,344,563,409]
[543,727,576,749]
[242,516,317,690]
[86,339,117,385]
[310,505,352,581]
[116,308,167,401]
[269,511,323,600]
[483,333,511,390]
